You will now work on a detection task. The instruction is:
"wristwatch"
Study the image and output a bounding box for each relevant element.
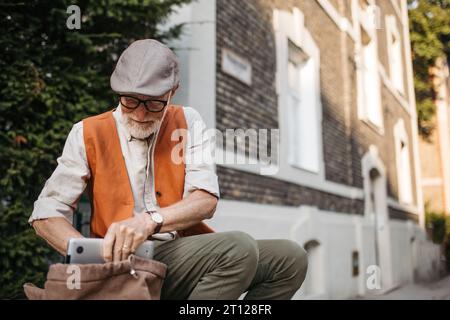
[146,210,164,234]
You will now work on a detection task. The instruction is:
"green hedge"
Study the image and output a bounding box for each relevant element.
[425,211,450,272]
[0,0,191,299]
[408,0,450,138]
[426,212,448,245]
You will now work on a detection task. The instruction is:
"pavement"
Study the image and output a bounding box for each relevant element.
[360,275,450,300]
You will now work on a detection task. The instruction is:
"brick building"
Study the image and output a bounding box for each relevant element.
[419,57,450,216]
[163,0,441,299]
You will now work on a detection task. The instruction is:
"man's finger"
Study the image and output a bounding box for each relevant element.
[113,239,123,262]
[121,230,134,261]
[103,224,117,262]
[113,225,126,262]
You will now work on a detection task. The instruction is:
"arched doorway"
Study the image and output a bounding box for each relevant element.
[369,168,382,269]
[362,146,394,293]
[302,240,324,297]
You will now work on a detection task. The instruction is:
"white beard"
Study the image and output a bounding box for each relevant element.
[122,113,161,139]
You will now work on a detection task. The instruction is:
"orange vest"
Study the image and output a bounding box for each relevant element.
[82,105,214,238]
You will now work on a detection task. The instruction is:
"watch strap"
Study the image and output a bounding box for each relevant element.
[146,210,163,234]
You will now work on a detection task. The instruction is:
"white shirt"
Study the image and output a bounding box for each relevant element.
[29,104,220,231]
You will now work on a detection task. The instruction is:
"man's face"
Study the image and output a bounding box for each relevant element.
[120,91,172,139]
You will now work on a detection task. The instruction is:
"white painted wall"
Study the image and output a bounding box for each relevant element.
[209,199,441,299]
[161,0,216,129]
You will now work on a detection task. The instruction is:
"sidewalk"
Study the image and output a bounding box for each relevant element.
[361,276,450,300]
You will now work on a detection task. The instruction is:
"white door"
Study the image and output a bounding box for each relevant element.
[368,168,394,291]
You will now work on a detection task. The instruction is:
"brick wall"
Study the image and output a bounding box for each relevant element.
[218,166,365,214]
[215,0,417,220]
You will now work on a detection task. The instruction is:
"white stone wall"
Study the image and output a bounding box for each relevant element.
[209,199,441,299]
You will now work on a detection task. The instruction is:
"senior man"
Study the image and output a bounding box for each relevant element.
[29,39,308,300]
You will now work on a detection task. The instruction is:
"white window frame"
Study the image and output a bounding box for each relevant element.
[355,0,384,134]
[273,8,323,174]
[386,15,405,94]
[394,119,413,205]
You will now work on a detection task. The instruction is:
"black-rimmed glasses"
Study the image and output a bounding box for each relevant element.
[119,95,168,113]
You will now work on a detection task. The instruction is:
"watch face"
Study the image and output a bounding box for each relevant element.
[152,212,163,224]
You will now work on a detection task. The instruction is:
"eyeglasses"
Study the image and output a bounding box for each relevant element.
[119,95,168,113]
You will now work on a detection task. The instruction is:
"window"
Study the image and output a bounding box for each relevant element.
[274,8,322,173]
[287,42,319,172]
[357,2,383,130]
[394,119,413,204]
[386,15,404,93]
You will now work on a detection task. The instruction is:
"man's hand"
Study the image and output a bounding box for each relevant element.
[103,213,156,262]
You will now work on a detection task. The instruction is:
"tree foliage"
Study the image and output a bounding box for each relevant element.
[408,0,450,138]
[0,0,191,299]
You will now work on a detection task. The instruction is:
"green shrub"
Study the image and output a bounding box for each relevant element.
[408,0,450,139]
[445,240,450,272]
[425,211,447,244]
[425,210,450,272]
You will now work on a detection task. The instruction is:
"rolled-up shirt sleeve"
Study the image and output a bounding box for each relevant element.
[183,107,220,199]
[29,121,90,225]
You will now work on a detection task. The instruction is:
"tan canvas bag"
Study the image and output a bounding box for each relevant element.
[23,255,167,300]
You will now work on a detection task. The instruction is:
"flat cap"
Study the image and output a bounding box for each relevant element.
[110,39,180,97]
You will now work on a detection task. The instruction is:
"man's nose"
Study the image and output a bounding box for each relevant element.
[134,104,149,121]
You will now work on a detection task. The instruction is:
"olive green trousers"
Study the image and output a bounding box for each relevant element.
[153,231,308,300]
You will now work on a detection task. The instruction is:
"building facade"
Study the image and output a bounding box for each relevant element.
[419,57,450,216]
[163,0,441,299]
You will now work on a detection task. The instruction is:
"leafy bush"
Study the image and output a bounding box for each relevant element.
[425,211,450,272]
[408,0,450,138]
[445,240,450,272]
[425,211,448,244]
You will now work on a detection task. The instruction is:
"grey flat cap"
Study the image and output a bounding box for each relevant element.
[110,39,180,97]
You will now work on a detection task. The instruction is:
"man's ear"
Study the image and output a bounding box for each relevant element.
[172,84,179,96]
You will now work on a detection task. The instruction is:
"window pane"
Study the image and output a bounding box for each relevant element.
[288,93,301,165]
[299,60,320,172]
[362,40,382,127]
[391,35,404,92]
[287,58,320,173]
[400,143,413,204]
